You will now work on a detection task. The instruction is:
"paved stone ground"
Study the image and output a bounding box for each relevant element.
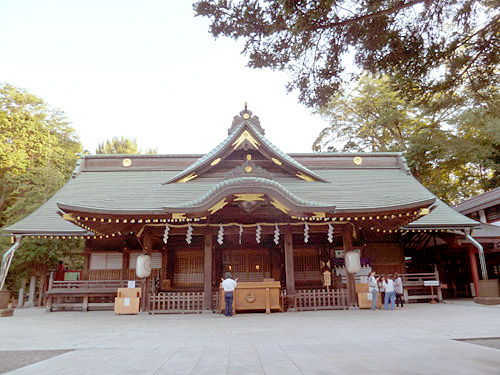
[1,300,500,375]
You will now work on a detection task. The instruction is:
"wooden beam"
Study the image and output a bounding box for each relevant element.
[203,234,213,311]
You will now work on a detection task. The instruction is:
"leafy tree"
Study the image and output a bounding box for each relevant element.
[96,136,157,154]
[0,83,83,292]
[194,0,500,107]
[314,75,500,204]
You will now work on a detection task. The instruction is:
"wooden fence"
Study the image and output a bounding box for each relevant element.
[295,288,348,311]
[149,292,204,314]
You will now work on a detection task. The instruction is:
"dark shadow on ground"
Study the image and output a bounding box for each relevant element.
[0,350,72,374]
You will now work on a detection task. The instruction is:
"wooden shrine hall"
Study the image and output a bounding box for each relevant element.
[3,108,480,313]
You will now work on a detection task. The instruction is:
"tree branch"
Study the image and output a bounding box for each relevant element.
[319,0,426,29]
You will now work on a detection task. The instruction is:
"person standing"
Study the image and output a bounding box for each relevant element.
[378,275,386,306]
[221,272,237,316]
[394,272,404,309]
[383,275,396,310]
[368,271,379,311]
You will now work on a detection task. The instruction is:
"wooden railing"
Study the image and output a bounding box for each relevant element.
[296,288,348,311]
[149,292,204,314]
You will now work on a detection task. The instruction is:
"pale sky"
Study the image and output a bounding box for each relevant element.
[1,0,331,155]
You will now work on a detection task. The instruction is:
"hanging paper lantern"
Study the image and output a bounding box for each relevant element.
[327,224,334,244]
[163,224,170,244]
[304,222,309,243]
[345,251,361,274]
[274,225,280,245]
[185,224,193,244]
[239,224,243,245]
[136,254,152,278]
[256,224,262,244]
[217,225,224,245]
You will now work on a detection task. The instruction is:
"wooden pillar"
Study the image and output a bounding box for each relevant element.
[37,273,47,307]
[469,248,480,297]
[284,232,296,310]
[162,249,168,289]
[203,234,213,312]
[122,251,130,281]
[343,224,356,308]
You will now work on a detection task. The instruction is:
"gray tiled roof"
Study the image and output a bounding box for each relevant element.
[453,186,500,214]
[3,153,477,235]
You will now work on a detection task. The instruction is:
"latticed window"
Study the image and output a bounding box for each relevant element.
[90,253,122,270]
[173,251,204,285]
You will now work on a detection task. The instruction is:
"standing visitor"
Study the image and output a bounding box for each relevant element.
[221,272,237,317]
[378,275,386,306]
[394,272,404,309]
[368,271,379,311]
[383,275,396,310]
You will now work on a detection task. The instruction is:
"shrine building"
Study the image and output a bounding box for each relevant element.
[3,108,484,313]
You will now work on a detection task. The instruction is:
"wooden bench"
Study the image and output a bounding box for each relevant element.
[403,272,442,303]
[46,278,142,312]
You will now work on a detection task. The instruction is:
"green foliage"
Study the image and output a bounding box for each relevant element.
[314,75,500,204]
[0,83,84,291]
[96,136,157,155]
[194,0,500,108]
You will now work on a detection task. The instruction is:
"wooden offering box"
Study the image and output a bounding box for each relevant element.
[114,288,141,315]
[220,281,282,314]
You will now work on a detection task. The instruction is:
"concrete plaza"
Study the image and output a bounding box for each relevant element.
[1,300,499,375]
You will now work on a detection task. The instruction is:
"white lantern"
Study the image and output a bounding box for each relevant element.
[345,251,361,274]
[136,254,152,278]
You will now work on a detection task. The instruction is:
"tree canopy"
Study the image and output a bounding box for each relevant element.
[314,75,500,204]
[96,136,157,154]
[194,0,500,107]
[0,83,83,292]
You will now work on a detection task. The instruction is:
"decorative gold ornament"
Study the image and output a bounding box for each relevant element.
[232,130,260,150]
[353,156,363,165]
[246,154,252,161]
[210,158,221,166]
[272,158,282,166]
[62,213,75,222]
[208,198,228,215]
[419,208,430,216]
[172,213,186,220]
[122,158,132,167]
[177,172,197,183]
[312,212,326,218]
[296,172,315,182]
[234,193,265,202]
[245,165,253,173]
[270,198,290,214]
[243,113,250,119]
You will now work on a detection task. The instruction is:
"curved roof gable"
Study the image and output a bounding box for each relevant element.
[164,108,329,184]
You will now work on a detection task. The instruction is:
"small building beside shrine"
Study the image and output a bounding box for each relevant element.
[2,108,485,312]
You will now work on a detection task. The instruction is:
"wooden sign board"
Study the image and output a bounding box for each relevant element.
[424,280,439,286]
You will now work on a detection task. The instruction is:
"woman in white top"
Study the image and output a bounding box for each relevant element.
[383,275,396,310]
[368,271,379,311]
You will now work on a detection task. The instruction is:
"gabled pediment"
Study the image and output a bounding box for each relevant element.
[163,109,329,184]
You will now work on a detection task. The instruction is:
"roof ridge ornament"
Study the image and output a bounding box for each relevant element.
[228,104,265,135]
